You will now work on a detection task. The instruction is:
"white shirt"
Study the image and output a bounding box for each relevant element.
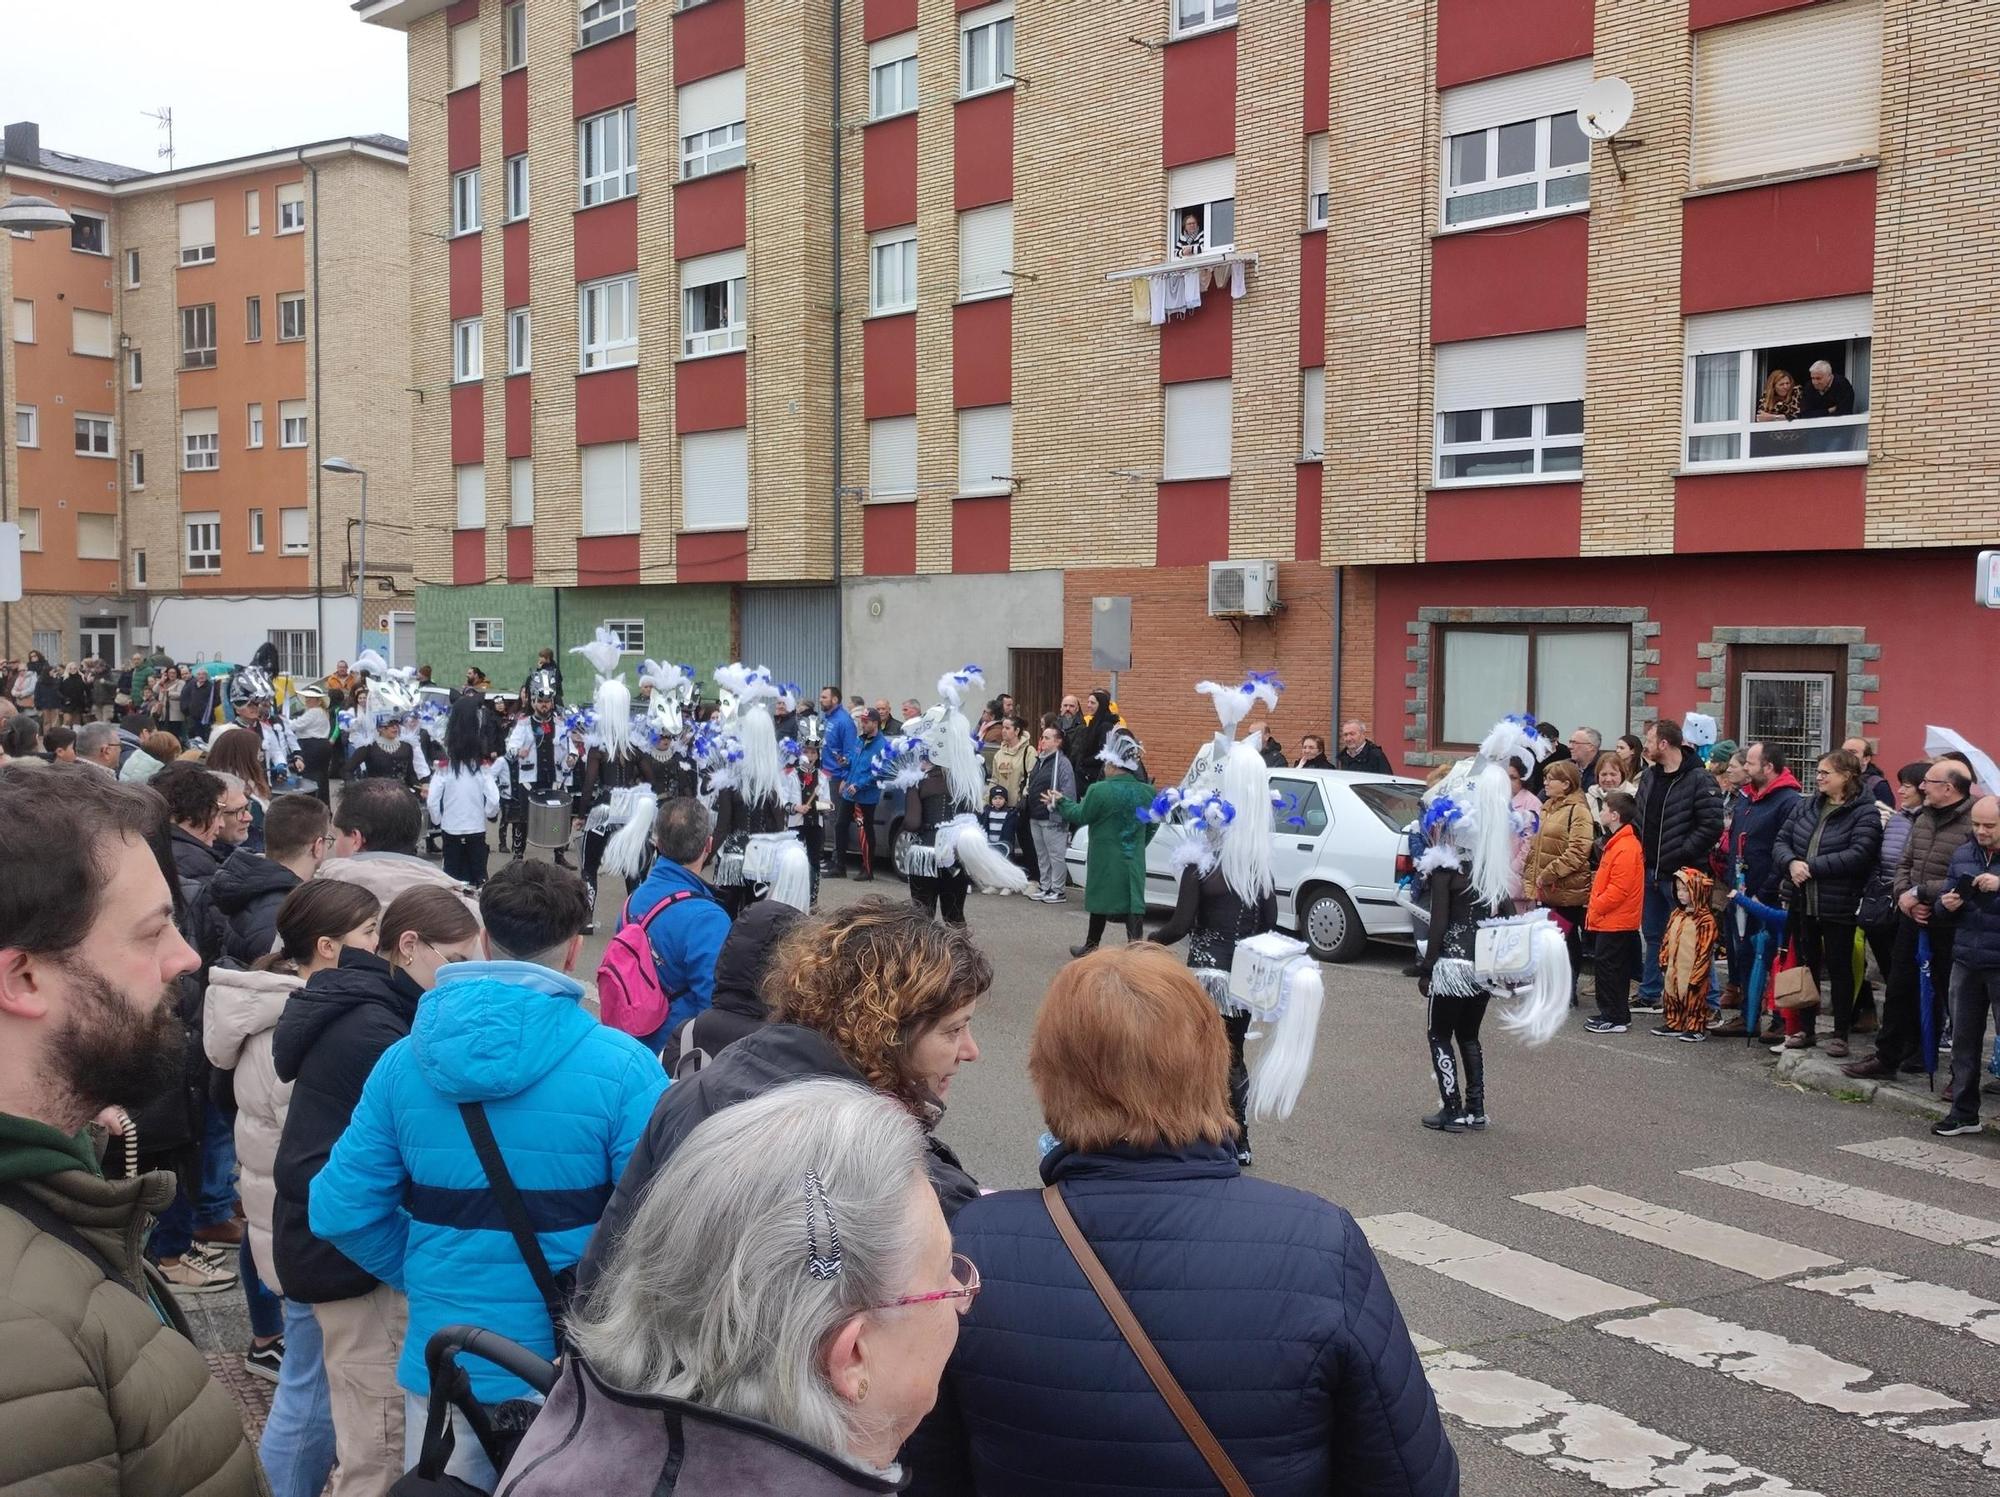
[427,762,501,834]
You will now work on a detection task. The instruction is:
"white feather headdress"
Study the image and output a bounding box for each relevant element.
[712,663,783,808]
[933,666,987,811]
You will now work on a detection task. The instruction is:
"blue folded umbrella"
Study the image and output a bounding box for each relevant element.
[1917,930,1940,1080]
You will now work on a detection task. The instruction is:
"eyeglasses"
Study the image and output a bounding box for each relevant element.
[422,938,469,968]
[866,1252,980,1315]
[1920,777,1952,788]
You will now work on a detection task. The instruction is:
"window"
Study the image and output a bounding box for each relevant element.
[11,299,32,343]
[680,250,746,356]
[451,168,481,236]
[960,2,1014,97]
[957,404,1013,496]
[454,317,484,382]
[1306,133,1329,229]
[507,308,531,374]
[449,18,481,89]
[869,227,916,314]
[503,2,527,69]
[605,619,645,654]
[247,403,265,448]
[678,71,746,180]
[245,188,261,236]
[129,449,145,487]
[74,414,114,458]
[470,617,506,652]
[248,508,267,552]
[1434,329,1586,483]
[278,293,306,341]
[680,429,748,530]
[578,275,637,369]
[125,247,142,286]
[132,549,147,586]
[1694,0,1879,188]
[868,415,916,501]
[126,347,143,390]
[1167,157,1235,254]
[456,464,487,529]
[1173,0,1237,35]
[277,182,306,234]
[1301,366,1325,460]
[184,512,222,573]
[180,303,217,368]
[869,31,918,120]
[70,208,108,255]
[579,0,636,47]
[504,154,529,221]
[15,406,37,447]
[177,200,216,264]
[958,203,1012,299]
[76,513,117,561]
[1162,379,1231,479]
[1435,625,1628,750]
[15,508,39,550]
[579,105,638,205]
[72,308,114,358]
[245,296,262,342]
[280,400,308,449]
[280,508,309,554]
[182,409,220,471]
[581,440,642,533]
[1684,295,1872,468]
[1439,58,1593,229]
[268,628,319,677]
[509,457,534,525]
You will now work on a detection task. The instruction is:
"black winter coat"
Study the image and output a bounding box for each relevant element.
[902,1143,1459,1497]
[1338,740,1394,775]
[270,948,423,1301]
[205,848,301,966]
[662,899,803,1075]
[1633,759,1725,886]
[1773,793,1884,923]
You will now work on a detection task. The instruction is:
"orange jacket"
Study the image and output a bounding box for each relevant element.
[1587,823,1644,931]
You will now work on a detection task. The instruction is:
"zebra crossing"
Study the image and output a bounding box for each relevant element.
[1367,1135,2000,1493]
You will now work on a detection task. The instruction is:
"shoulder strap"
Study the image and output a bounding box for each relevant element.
[1042,1185,1251,1497]
[458,1102,565,1325]
[628,888,696,932]
[0,1182,144,1303]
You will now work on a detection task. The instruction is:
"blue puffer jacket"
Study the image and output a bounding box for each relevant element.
[903,1142,1459,1497]
[1943,839,2000,971]
[308,960,667,1403]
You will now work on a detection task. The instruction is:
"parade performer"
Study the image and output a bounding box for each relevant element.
[569,629,658,930]
[341,657,430,789]
[1051,724,1157,955]
[508,665,578,866]
[907,670,1035,925]
[1413,714,1571,1133]
[705,663,811,915]
[229,667,307,787]
[602,660,699,893]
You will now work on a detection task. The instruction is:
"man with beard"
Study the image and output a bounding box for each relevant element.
[0,765,267,1493]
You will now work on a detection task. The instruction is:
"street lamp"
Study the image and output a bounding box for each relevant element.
[320,457,368,659]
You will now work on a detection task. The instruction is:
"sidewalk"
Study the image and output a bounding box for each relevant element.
[1774,1045,2000,1133]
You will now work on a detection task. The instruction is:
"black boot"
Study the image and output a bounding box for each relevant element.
[1068,943,1099,959]
[582,884,598,937]
[1458,1039,1487,1129]
[1424,1039,1466,1131]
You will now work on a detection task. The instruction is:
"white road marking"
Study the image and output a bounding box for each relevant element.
[1840,1136,2000,1192]
[1791,1267,2000,1347]
[1360,1212,1656,1321]
[1518,1186,1842,1279]
[1684,1161,2000,1245]
[1969,1240,2000,1260]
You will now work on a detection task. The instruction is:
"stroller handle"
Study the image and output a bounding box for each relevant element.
[424,1324,560,1396]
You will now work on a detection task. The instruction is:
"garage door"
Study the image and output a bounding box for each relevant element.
[739,586,839,697]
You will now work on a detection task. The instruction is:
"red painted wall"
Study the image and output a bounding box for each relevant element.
[505,376,532,458]
[1674,466,1865,552]
[502,70,527,156]
[675,351,747,433]
[506,525,534,583]
[678,530,749,583]
[1436,0,1592,88]
[863,115,917,232]
[503,221,529,306]
[674,0,745,85]
[1163,28,1235,169]
[447,86,480,173]
[864,313,917,419]
[1432,213,1587,343]
[453,528,484,586]
[576,366,639,445]
[1299,230,1326,368]
[1296,463,1322,563]
[577,533,640,587]
[1156,480,1229,566]
[865,0,917,42]
[675,171,746,257]
[1161,293,1231,384]
[1681,169,1875,314]
[1305,0,1330,134]
[954,92,1013,211]
[952,496,1011,573]
[573,31,636,117]
[863,502,917,575]
[449,233,483,320]
[1690,0,1828,30]
[451,383,484,464]
[445,0,478,23]
[573,196,638,281]
[1426,482,1583,561]
[953,297,1011,409]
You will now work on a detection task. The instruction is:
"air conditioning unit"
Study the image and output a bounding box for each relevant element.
[1207,560,1279,618]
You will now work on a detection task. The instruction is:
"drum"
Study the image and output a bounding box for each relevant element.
[526,797,573,850]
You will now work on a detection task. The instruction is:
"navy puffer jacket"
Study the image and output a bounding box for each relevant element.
[1942,839,2000,971]
[903,1142,1459,1497]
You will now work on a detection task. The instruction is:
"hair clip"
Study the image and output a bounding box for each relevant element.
[804,1169,843,1280]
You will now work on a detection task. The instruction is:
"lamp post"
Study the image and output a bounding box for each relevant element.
[0,195,77,662]
[320,457,367,659]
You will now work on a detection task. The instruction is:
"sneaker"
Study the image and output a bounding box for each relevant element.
[1047,890,1068,903]
[1931,1115,1982,1137]
[1629,999,1664,1014]
[1708,1015,1749,1036]
[1648,1025,1679,1039]
[1677,1029,1708,1043]
[1421,1107,1467,1133]
[187,1239,234,1268]
[243,1338,285,1383]
[1583,1017,1627,1034]
[154,1252,237,1295]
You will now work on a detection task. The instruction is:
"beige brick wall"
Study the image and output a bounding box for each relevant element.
[409,12,456,588]
[834,2,869,582]
[479,4,509,583]
[117,192,183,587]
[525,2,581,586]
[910,0,959,574]
[636,7,681,581]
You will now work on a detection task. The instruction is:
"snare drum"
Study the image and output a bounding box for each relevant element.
[526,797,573,850]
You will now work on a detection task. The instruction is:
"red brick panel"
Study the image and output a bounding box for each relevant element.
[576,533,641,586]
[675,351,747,434]
[674,171,747,258]
[1674,465,1865,552]
[1296,462,1322,562]
[573,196,638,282]
[1435,0,1592,89]
[449,233,483,321]
[1431,213,1587,343]
[506,375,532,458]
[953,91,1014,211]
[1163,27,1236,169]
[503,221,530,306]
[1156,479,1229,566]
[447,86,480,173]
[863,312,917,419]
[863,502,918,575]
[445,0,478,23]
[953,297,1011,409]
[1689,0,1825,29]
[1299,230,1326,368]
[678,529,750,582]
[502,70,527,156]
[453,527,485,585]
[674,0,745,85]
[1305,0,1330,134]
[865,0,917,41]
[505,525,534,583]
[864,114,918,232]
[1426,482,1583,561]
[573,31,637,117]
[576,366,640,445]
[451,383,485,465]
[1161,292,1232,385]
[1680,168,1876,315]
[951,496,1011,573]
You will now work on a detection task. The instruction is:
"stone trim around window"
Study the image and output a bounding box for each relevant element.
[1695,626,1881,738]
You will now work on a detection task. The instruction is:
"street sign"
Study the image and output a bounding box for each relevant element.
[0,523,20,604]
[1979,550,2000,609]
[1091,595,1131,673]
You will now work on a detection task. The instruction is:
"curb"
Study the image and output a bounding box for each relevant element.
[1774,1048,2000,1133]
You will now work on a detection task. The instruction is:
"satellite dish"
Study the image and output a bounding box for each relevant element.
[1577,77,1635,140]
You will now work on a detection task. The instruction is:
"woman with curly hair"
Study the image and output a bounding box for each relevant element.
[578,896,991,1293]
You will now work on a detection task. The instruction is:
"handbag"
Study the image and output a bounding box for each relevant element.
[1042,1186,1252,1497]
[1855,868,1896,930]
[1769,939,1819,1010]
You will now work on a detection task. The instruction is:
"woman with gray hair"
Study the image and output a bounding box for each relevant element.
[498,1077,973,1495]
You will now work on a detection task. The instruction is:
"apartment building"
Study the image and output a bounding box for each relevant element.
[0,122,411,674]
[370,0,1997,780]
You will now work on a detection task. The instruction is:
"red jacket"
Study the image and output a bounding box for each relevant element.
[1588,823,1644,931]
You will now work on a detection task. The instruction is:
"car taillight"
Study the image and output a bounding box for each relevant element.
[1395,852,1413,881]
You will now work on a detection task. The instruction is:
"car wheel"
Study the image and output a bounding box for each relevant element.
[889,821,911,879]
[1300,885,1367,963]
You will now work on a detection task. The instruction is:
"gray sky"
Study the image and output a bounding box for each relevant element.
[5,1,408,172]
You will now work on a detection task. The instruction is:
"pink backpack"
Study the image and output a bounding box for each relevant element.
[596,889,699,1039]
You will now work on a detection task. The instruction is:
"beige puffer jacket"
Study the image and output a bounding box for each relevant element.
[202,965,302,1291]
[318,851,480,920]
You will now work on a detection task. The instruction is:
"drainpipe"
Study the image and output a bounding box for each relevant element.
[304,151,326,662]
[1329,566,1344,743]
[828,0,845,687]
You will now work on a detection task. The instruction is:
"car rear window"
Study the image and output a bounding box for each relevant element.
[1352,781,1425,833]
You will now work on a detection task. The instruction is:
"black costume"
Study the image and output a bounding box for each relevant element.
[344,738,421,789]
[709,784,787,919]
[1414,864,1496,1126]
[908,767,970,927]
[1152,861,1278,1153]
[577,747,660,902]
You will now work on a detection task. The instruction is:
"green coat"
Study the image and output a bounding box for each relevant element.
[1057,773,1157,915]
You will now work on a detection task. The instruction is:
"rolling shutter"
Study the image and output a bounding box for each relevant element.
[1440,57,1593,136]
[1163,378,1232,480]
[455,465,487,530]
[71,309,114,358]
[582,441,641,534]
[1693,0,1879,187]
[1301,366,1325,460]
[1167,157,1234,210]
[1435,329,1586,412]
[868,417,916,499]
[1684,295,1872,356]
[958,203,1012,297]
[181,407,219,439]
[681,429,748,531]
[680,248,746,289]
[868,29,917,67]
[679,69,746,138]
[1306,134,1328,202]
[449,20,481,90]
[177,200,215,252]
[957,405,1012,495]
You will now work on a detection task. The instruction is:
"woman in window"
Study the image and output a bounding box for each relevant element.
[1754,368,1801,424]
[1174,210,1204,258]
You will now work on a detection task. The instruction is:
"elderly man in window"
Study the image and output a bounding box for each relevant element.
[1798,358,1857,453]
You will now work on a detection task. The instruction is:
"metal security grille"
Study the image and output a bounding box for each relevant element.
[740,587,838,701]
[1740,672,1833,775]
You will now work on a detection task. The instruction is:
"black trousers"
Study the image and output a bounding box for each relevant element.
[440,831,489,888]
[1426,990,1489,1111]
[801,818,823,905]
[1593,929,1641,1025]
[1084,912,1145,946]
[833,799,873,875]
[1947,964,2000,1119]
[910,868,969,927]
[1874,912,1957,1068]
[1224,1009,1251,1149]
[1795,915,1861,1039]
[1549,903,1587,1003]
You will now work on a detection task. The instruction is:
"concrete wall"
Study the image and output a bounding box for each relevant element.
[145,593,359,665]
[840,570,1063,705]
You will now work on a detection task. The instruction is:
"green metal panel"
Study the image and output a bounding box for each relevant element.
[415,582,734,697]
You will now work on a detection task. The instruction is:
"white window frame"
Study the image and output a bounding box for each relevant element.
[680,250,746,358]
[183,431,221,472]
[75,512,117,562]
[1301,366,1325,461]
[582,441,643,534]
[125,247,142,286]
[869,227,916,315]
[175,201,214,265]
[14,405,36,448]
[605,619,645,655]
[245,295,263,343]
[579,0,636,48]
[126,346,143,391]
[248,508,267,553]
[74,414,114,459]
[132,549,147,586]
[507,308,531,374]
[1306,133,1329,229]
[267,629,320,678]
[956,404,1014,497]
[11,299,34,344]
[279,401,309,450]
[129,449,145,488]
[503,1,527,69]
[504,153,530,221]
[959,2,1015,98]
[509,457,535,525]
[245,189,261,236]
[456,464,488,530]
[70,208,110,257]
[679,429,748,531]
[469,617,507,652]
[278,294,306,342]
[184,513,222,573]
[449,18,481,90]
[868,415,916,502]
[1443,111,1591,231]
[680,118,746,182]
[180,303,217,369]
[957,203,1013,301]
[276,184,306,235]
[247,403,265,449]
[451,167,482,236]
[453,317,484,383]
[1683,317,1871,473]
[280,507,309,555]
[1162,379,1232,481]
[579,106,637,205]
[1167,157,1236,256]
[578,275,638,371]
[1171,0,1237,39]
[869,31,918,121]
[16,508,39,550]
[71,308,114,359]
[1435,401,1583,486]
